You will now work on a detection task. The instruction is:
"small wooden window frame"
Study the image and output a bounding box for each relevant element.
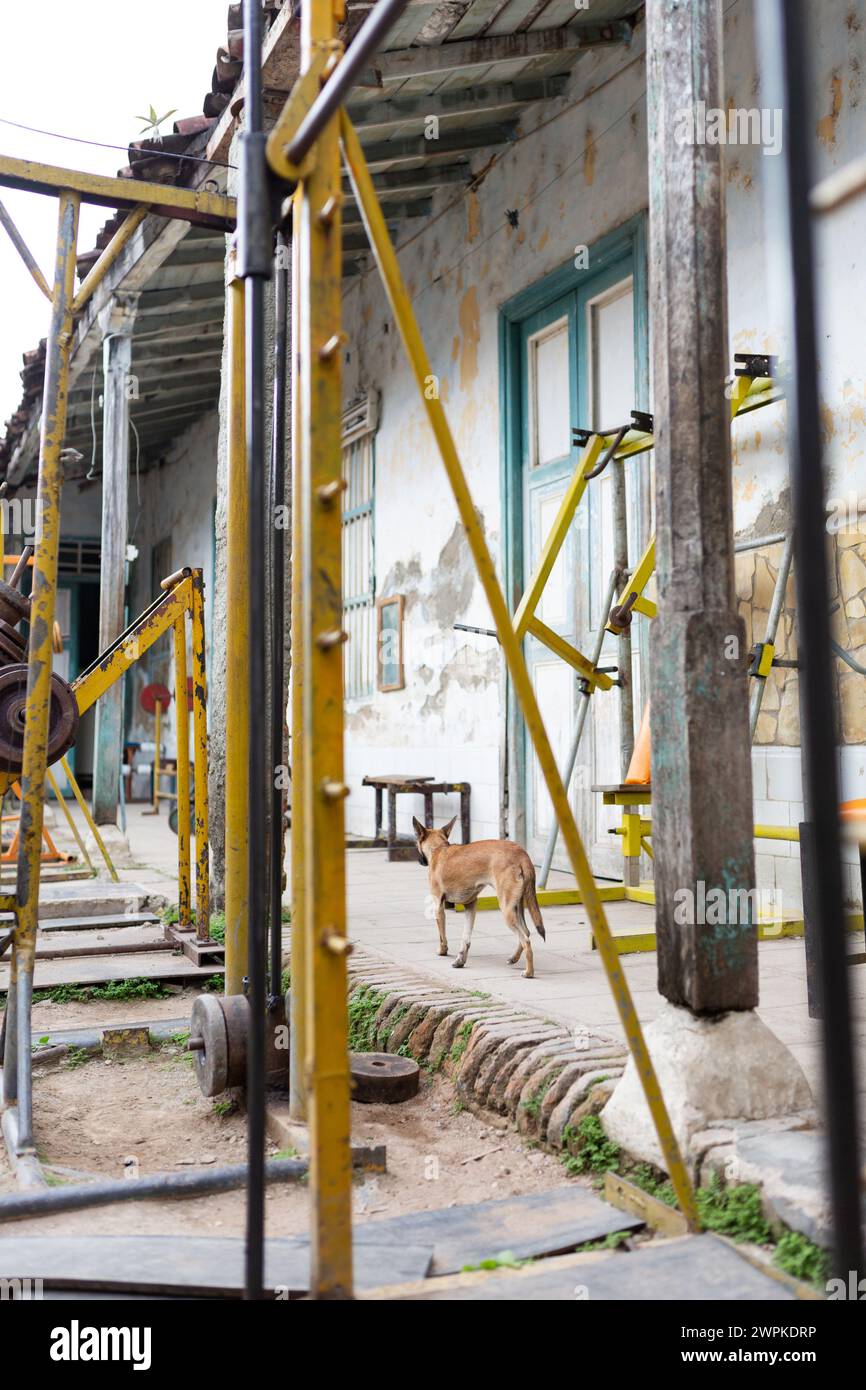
[376,594,404,692]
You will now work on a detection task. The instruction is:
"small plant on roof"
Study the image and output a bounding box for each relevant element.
[135,105,178,141]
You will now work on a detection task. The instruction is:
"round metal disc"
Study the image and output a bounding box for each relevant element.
[221,993,250,1088]
[0,622,25,664]
[0,665,79,774]
[350,1051,420,1104]
[189,994,228,1097]
[140,682,171,714]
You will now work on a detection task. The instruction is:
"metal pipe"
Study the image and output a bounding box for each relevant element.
[14,188,80,1152]
[70,205,148,315]
[269,233,289,1003]
[59,756,118,882]
[289,202,307,1123]
[757,0,863,1286]
[0,198,51,299]
[191,570,210,938]
[286,0,413,169]
[46,766,94,875]
[173,617,192,926]
[0,1157,308,1223]
[611,464,635,784]
[749,530,795,739]
[239,0,271,1304]
[734,530,787,554]
[539,567,620,888]
[225,271,250,995]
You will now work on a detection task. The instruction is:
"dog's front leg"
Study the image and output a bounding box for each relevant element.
[453,899,477,969]
[435,896,448,956]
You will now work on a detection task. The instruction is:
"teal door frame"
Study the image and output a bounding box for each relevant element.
[498,212,649,847]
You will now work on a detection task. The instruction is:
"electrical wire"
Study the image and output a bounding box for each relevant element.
[0,114,235,170]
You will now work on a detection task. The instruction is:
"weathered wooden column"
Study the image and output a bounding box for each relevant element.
[646,0,757,1012]
[93,299,136,825]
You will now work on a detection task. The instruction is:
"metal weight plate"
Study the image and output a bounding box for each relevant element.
[0,665,79,773]
[140,682,171,715]
[350,1052,420,1104]
[189,994,229,1097]
[221,993,250,1089]
[0,622,26,665]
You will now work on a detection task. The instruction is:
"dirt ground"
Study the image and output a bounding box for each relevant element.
[0,1021,584,1245]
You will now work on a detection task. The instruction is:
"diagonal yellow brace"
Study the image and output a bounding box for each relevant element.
[71,205,149,315]
[512,433,604,640]
[608,536,657,635]
[340,108,699,1230]
[526,615,613,690]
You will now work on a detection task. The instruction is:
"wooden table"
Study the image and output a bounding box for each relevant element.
[361,774,472,861]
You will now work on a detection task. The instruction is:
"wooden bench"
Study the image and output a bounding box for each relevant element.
[361,774,471,862]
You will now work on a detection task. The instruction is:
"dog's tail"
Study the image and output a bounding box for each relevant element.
[523,872,546,941]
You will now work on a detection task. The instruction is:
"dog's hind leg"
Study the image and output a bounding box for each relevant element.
[453,899,477,968]
[504,903,534,978]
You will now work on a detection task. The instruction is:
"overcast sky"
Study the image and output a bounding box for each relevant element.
[0,0,230,428]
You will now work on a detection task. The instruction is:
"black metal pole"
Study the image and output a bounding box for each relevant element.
[757,0,863,1286]
[239,0,272,1303]
[269,232,288,1003]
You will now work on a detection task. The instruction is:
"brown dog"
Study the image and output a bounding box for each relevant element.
[412,816,546,978]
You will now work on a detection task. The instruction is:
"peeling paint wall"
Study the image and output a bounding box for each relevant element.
[126,409,218,759]
[339,1,866,907]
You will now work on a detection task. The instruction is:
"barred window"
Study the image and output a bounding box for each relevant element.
[341,393,377,700]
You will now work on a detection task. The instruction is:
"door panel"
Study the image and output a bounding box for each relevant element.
[520,265,639,876]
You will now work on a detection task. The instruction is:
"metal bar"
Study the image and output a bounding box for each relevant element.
[239,0,271,1305]
[0,198,51,298]
[734,530,788,554]
[286,0,412,169]
[13,189,80,1153]
[0,154,235,229]
[300,0,354,1299]
[45,767,94,875]
[225,269,249,996]
[0,1157,308,1223]
[191,570,209,939]
[611,462,635,783]
[173,617,192,928]
[811,154,866,216]
[60,757,118,883]
[289,200,307,1124]
[340,110,699,1230]
[539,568,620,888]
[269,232,289,1002]
[758,0,863,1285]
[749,531,795,739]
[72,579,193,713]
[70,205,148,314]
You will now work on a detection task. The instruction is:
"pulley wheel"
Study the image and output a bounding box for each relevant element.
[0,664,79,774]
[0,580,29,630]
[350,1051,420,1104]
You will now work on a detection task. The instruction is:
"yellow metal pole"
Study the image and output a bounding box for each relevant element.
[70,205,148,315]
[299,0,353,1296]
[340,112,700,1230]
[191,568,210,939]
[289,202,308,1120]
[46,767,94,874]
[60,756,119,882]
[0,198,52,299]
[13,189,80,1151]
[173,616,192,929]
[225,268,249,994]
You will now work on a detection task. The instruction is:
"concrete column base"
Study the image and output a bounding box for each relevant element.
[84,822,135,871]
[602,1000,813,1174]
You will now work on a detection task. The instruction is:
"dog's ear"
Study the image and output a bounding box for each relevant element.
[441,815,458,840]
[412,816,426,839]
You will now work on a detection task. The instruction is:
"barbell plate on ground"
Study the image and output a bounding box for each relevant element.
[189,993,229,1097]
[350,1052,420,1104]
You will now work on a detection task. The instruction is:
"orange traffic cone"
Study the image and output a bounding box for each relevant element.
[625,702,651,786]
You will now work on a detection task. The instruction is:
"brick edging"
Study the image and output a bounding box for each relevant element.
[347,946,628,1156]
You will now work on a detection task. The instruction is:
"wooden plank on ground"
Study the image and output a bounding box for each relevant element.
[349,1185,644,1273]
[361,1235,803,1301]
[33,925,169,961]
[0,1234,432,1297]
[0,951,222,993]
[38,913,161,932]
